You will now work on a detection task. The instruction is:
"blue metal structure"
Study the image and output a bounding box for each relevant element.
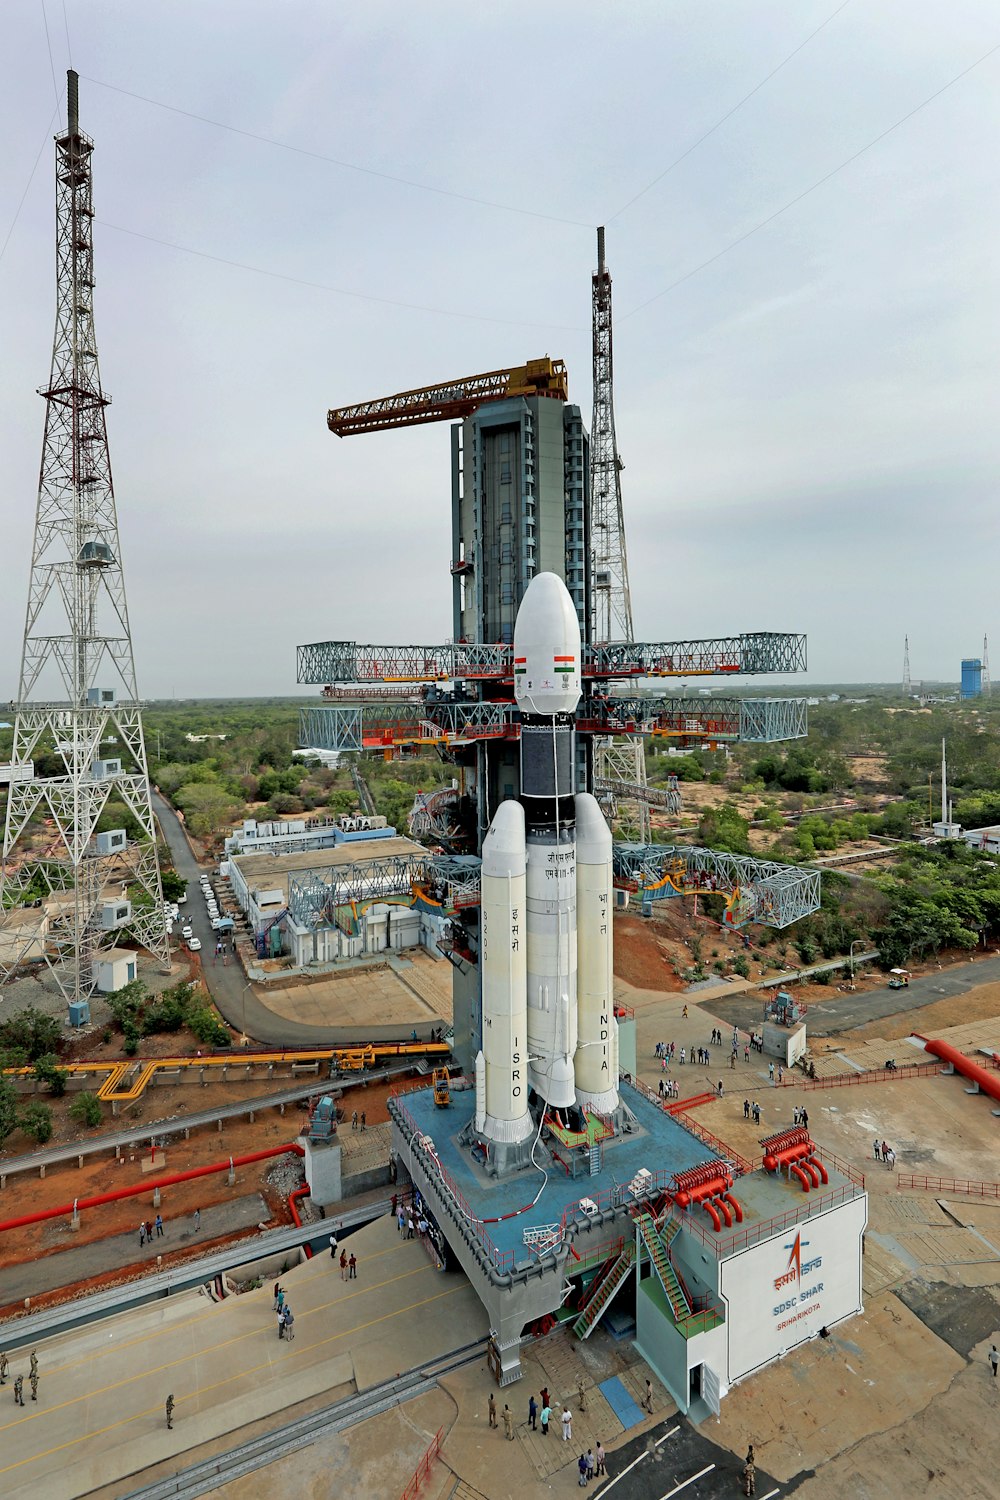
[961,658,982,699]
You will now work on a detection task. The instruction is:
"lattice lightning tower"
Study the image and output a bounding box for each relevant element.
[591,225,633,646]
[902,634,911,696]
[0,72,169,1016]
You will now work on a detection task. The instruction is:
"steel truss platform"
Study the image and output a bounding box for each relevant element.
[613,844,821,929]
[299,696,806,754]
[297,632,807,687]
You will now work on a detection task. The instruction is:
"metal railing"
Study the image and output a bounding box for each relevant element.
[897,1173,1000,1199]
[677,1179,865,1259]
[400,1426,444,1500]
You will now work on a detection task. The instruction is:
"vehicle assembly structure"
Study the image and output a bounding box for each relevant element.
[0,73,168,1019]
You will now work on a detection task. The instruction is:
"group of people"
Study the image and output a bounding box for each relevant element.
[657,1077,680,1099]
[138,1214,165,1247]
[1,1347,39,1405]
[873,1138,896,1168]
[792,1106,810,1129]
[273,1283,296,1339]
[490,1382,608,1481]
[743,1099,763,1125]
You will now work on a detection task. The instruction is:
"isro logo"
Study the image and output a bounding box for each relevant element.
[773,1231,822,1292]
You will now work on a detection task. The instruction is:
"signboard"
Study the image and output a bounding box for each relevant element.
[719,1194,867,1384]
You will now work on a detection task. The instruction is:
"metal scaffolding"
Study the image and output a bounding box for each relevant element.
[297,632,808,687]
[591,226,633,645]
[613,845,821,929]
[285,841,819,933]
[300,696,806,754]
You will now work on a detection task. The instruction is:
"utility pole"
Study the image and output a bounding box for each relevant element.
[983,634,991,698]
[902,635,911,697]
[0,72,170,1020]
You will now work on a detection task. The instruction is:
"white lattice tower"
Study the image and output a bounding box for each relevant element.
[594,737,652,844]
[0,73,169,1014]
[902,635,911,695]
[590,226,633,647]
[983,634,991,697]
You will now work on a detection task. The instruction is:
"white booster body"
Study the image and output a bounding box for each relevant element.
[525,822,578,1108]
[574,792,619,1114]
[479,799,533,1143]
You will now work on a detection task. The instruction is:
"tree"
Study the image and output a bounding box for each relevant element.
[161,868,187,902]
[19,1101,53,1144]
[0,1077,18,1147]
[70,1092,103,1128]
[0,1007,63,1064]
[33,1054,69,1097]
[174,782,241,839]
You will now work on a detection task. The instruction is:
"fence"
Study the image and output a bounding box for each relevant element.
[677,1178,865,1258]
[400,1427,444,1500]
[897,1173,1000,1199]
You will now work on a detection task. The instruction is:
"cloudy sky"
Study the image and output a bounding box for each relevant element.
[0,1,997,698]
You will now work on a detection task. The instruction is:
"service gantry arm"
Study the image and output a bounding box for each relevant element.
[327,357,568,437]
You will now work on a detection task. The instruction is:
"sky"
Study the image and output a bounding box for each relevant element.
[0,1,997,698]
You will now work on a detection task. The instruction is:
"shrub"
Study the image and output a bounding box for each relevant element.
[33,1054,69,1097]
[70,1092,103,1128]
[733,955,750,979]
[0,1006,63,1064]
[19,1101,53,1144]
[188,1007,230,1047]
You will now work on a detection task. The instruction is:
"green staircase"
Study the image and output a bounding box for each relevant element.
[635,1212,691,1321]
[573,1242,635,1339]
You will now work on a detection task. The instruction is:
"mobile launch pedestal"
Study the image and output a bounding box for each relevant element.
[460,573,621,1177]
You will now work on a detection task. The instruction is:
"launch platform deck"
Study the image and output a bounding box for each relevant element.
[393,1080,727,1270]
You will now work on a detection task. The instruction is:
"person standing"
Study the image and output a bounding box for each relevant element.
[139,1221,146,1248]
[155,1214,164,1238]
[561,1404,572,1442]
[989,1345,999,1378]
[166,1394,175,1429]
[540,1401,551,1437]
[873,1138,881,1160]
[0,1351,8,1385]
[578,1453,588,1486]
[348,1253,357,1279]
[595,1441,606,1477]
[194,1208,201,1230]
[29,1371,39,1402]
[488,1392,498,1429]
[801,1108,808,1130]
[768,1063,775,1085]
[351,1110,358,1131]
[502,1403,514,1440]
[398,1205,406,1234]
[585,1450,595,1483]
[390,1193,398,1217]
[283,1305,295,1341]
[13,1374,24,1406]
[29,1350,38,1380]
[743,1099,750,1119]
[742,1456,756,1496]
[642,1378,654,1413]
[528,1394,538,1430]
[407,1215,415,1239]
[329,1232,338,1259]
[340,1250,348,1280]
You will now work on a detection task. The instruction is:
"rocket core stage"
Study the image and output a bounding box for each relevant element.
[473,573,620,1172]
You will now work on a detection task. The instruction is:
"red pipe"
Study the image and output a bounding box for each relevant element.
[701,1198,722,1231]
[789,1163,811,1192]
[800,1158,820,1189]
[289,1183,313,1258]
[721,1192,744,1224]
[0,1143,304,1234]
[714,1195,733,1228]
[806,1155,829,1185]
[916,1035,1000,1106]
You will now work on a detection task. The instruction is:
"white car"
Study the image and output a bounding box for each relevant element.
[177,892,187,904]
[211,916,229,930]
[181,925,193,939]
[188,936,202,952]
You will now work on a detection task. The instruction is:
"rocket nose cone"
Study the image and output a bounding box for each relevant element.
[513,572,582,717]
[575,792,612,863]
[482,799,526,876]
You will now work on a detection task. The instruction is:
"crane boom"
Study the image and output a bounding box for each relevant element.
[327,356,568,437]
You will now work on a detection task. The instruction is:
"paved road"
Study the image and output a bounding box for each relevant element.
[153,793,442,1049]
[0,1195,268,1306]
[705,954,1000,1039]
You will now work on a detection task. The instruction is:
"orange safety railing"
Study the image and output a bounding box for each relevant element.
[897,1173,1000,1199]
[400,1426,444,1500]
[629,1075,755,1175]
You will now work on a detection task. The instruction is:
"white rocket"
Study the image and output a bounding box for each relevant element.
[475,572,619,1148]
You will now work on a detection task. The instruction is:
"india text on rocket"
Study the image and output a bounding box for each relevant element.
[472,572,619,1172]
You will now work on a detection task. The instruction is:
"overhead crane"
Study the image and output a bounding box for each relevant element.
[327,356,569,437]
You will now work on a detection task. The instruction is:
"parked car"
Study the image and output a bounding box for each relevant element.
[181,925,193,939]
[188,936,202,952]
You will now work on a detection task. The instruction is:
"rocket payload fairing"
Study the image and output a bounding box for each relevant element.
[475,572,619,1162]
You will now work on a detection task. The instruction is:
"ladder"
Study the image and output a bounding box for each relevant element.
[635,1213,691,1321]
[573,1241,635,1340]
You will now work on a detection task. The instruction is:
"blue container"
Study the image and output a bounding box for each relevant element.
[961,658,982,699]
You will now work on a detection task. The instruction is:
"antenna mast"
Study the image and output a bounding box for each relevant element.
[902,635,911,696]
[0,72,170,1019]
